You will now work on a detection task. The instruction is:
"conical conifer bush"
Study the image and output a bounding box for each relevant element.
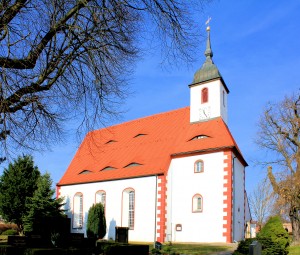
[86,203,106,239]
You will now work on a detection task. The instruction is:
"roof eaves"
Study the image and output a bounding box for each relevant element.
[56,172,165,187]
[171,146,235,157]
[171,146,248,166]
[188,77,229,94]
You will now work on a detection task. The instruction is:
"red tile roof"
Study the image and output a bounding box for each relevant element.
[58,107,247,186]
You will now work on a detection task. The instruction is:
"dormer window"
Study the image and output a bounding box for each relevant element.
[190,135,209,141]
[124,162,142,168]
[201,88,208,104]
[79,170,91,175]
[134,134,147,138]
[106,140,116,144]
[101,166,116,171]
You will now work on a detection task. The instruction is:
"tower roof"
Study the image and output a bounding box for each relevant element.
[191,26,228,92]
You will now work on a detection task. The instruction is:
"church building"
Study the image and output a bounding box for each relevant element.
[57,25,251,243]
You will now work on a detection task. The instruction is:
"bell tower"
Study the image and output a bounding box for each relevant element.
[189,23,229,124]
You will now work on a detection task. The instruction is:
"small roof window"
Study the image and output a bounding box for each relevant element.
[124,162,142,168]
[190,135,209,141]
[133,134,147,138]
[106,140,117,144]
[101,166,116,171]
[79,170,92,175]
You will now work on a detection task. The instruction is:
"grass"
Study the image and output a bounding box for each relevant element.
[132,242,236,255]
[0,235,8,243]
[289,245,300,255]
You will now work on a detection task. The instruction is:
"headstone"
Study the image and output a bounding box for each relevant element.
[249,240,262,255]
[7,235,27,246]
[115,227,129,243]
[155,241,162,250]
[68,233,84,247]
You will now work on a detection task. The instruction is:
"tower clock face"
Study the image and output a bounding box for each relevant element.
[199,106,211,120]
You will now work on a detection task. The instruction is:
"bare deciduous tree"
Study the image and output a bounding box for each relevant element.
[249,177,275,226]
[0,0,209,159]
[256,92,300,242]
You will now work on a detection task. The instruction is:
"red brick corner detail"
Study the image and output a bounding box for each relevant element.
[156,175,167,242]
[223,151,233,243]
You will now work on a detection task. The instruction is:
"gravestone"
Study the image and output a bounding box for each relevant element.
[68,233,85,247]
[7,235,27,246]
[115,227,129,243]
[249,240,262,255]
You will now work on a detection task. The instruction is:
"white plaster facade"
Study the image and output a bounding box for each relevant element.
[166,151,247,243]
[59,148,248,243]
[190,79,228,123]
[232,154,247,242]
[166,152,227,242]
[59,176,157,242]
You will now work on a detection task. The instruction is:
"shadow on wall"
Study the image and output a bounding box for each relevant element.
[108,218,116,240]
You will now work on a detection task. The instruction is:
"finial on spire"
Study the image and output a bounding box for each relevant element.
[204,17,213,60]
[205,17,211,31]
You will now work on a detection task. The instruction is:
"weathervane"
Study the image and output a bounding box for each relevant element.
[205,17,211,31]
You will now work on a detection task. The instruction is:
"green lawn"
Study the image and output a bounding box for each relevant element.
[289,245,300,255]
[136,242,300,255]
[132,242,236,255]
[162,243,234,255]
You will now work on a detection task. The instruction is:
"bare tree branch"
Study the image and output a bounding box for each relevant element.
[0,0,209,158]
[256,92,300,242]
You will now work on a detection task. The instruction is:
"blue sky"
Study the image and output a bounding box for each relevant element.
[4,0,300,195]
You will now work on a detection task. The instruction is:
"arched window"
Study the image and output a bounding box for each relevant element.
[192,194,203,213]
[128,191,135,229]
[95,190,106,210]
[73,192,83,228]
[201,88,208,104]
[194,160,204,173]
[122,188,135,230]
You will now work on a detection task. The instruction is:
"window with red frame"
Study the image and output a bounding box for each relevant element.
[201,88,208,103]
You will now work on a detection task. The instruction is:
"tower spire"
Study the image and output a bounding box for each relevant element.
[191,19,224,85]
[205,19,213,61]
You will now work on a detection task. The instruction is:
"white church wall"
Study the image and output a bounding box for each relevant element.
[166,151,227,242]
[219,85,228,123]
[59,176,157,242]
[232,155,246,242]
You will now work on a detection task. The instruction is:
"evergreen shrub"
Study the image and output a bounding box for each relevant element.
[257,215,290,252]
[86,203,106,239]
[232,238,256,255]
[259,237,287,255]
[1,229,18,235]
[233,216,290,255]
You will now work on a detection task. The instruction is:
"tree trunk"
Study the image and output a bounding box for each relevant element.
[290,213,300,243]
